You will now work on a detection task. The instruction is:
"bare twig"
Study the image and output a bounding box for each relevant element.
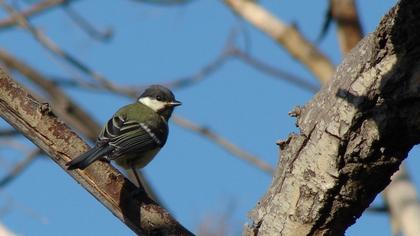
[0,129,19,137]
[173,116,274,174]
[63,4,113,42]
[0,0,73,30]
[0,70,193,235]
[0,48,100,141]
[224,0,335,83]
[0,0,122,92]
[232,48,319,92]
[0,149,40,188]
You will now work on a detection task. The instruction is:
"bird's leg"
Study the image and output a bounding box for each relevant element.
[130,165,142,188]
[129,164,146,198]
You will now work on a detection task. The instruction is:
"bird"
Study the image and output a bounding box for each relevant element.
[66,85,181,187]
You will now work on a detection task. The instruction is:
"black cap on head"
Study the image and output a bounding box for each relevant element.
[139,85,181,120]
[140,85,181,104]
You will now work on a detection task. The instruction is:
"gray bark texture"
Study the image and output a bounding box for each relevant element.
[246,0,420,235]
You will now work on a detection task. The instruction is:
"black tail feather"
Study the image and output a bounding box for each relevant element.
[66,145,113,170]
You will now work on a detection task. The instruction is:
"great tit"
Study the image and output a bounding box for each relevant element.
[66,85,181,186]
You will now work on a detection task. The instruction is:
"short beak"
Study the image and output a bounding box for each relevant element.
[168,100,182,107]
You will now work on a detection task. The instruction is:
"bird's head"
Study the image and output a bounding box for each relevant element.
[138,85,181,120]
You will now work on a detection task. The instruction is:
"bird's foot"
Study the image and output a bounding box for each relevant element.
[130,187,146,198]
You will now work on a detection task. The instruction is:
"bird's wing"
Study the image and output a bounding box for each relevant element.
[98,116,163,160]
[97,115,125,143]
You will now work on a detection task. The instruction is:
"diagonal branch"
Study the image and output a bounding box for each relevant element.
[330,2,420,235]
[0,149,40,188]
[0,0,74,30]
[62,4,113,42]
[0,49,165,209]
[0,48,100,140]
[329,0,363,54]
[0,0,121,92]
[224,0,335,83]
[173,116,273,174]
[0,70,193,235]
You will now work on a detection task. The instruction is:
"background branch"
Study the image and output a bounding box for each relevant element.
[173,116,274,174]
[224,0,335,83]
[329,0,363,54]
[0,0,72,30]
[0,149,40,188]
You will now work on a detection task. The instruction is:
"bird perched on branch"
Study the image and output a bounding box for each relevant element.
[66,85,181,186]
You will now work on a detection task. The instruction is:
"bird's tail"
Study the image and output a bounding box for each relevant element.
[66,145,113,170]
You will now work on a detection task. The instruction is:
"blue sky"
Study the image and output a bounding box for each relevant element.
[0,0,408,235]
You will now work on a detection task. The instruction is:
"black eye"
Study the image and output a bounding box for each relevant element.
[156,95,162,101]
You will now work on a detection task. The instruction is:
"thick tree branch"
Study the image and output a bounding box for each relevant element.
[330,2,420,235]
[224,0,335,83]
[245,0,420,235]
[0,71,193,235]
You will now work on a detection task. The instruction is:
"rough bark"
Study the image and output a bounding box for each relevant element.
[245,0,420,235]
[0,71,193,236]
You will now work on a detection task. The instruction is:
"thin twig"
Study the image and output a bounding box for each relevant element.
[232,48,319,93]
[0,0,122,92]
[0,129,19,137]
[172,116,274,174]
[0,149,40,188]
[0,0,73,30]
[63,4,113,42]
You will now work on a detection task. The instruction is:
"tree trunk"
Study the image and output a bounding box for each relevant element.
[245,0,420,235]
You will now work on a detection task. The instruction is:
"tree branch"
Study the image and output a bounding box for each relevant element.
[330,0,363,54]
[0,149,40,188]
[330,2,420,235]
[0,48,100,140]
[383,166,420,236]
[173,116,273,174]
[0,0,73,30]
[245,0,420,235]
[224,0,335,83]
[0,70,193,235]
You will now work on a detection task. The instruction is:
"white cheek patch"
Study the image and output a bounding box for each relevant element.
[138,97,166,112]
